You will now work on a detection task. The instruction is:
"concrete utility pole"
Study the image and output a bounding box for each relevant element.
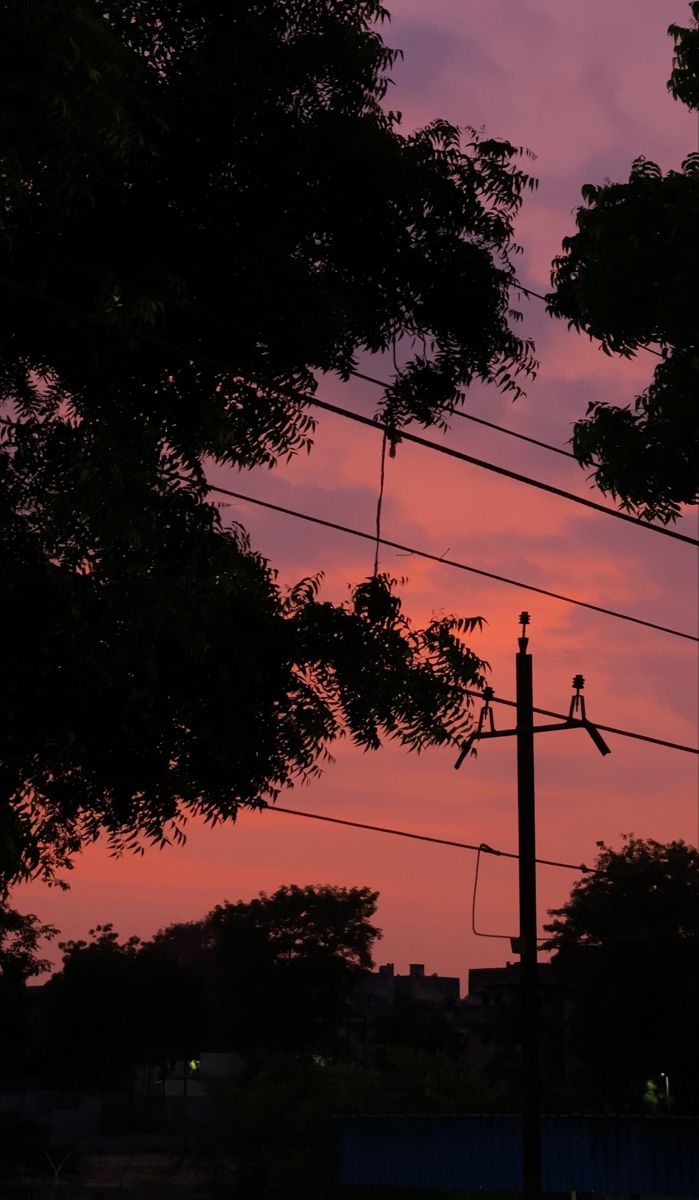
[456,613,610,1200]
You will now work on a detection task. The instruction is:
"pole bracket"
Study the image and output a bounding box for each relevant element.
[455,676,612,767]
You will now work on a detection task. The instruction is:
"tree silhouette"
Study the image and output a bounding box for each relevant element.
[212,883,380,969]
[41,924,144,1091]
[545,836,699,1111]
[149,884,382,1054]
[373,999,460,1054]
[668,1,699,108]
[0,902,57,985]
[0,0,537,886]
[547,3,699,523]
[33,885,383,1085]
[0,902,57,1086]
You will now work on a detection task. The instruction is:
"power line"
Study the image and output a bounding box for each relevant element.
[513,281,667,358]
[471,843,514,939]
[12,278,693,663]
[515,283,549,303]
[1,274,694,547]
[462,690,698,757]
[469,844,553,943]
[264,804,590,872]
[210,484,699,647]
[306,394,698,547]
[350,368,576,461]
[448,409,575,459]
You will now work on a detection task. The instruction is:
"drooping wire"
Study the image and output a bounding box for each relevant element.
[209,484,699,648]
[470,843,557,943]
[268,810,693,943]
[373,431,388,576]
[471,843,513,939]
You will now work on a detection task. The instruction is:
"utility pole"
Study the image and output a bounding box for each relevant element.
[455,614,610,1200]
[516,611,540,1196]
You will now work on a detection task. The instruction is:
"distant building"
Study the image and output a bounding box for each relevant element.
[346,963,461,1053]
[354,962,461,1014]
[350,959,567,1072]
[458,961,567,1074]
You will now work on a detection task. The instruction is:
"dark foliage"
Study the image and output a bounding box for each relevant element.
[668,1,699,108]
[373,998,460,1054]
[38,923,144,1091]
[0,902,57,1088]
[545,836,699,1111]
[547,5,699,522]
[0,0,538,886]
[0,902,57,984]
[0,1112,52,1177]
[35,885,382,1089]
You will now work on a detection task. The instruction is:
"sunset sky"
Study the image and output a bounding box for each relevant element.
[19,0,698,985]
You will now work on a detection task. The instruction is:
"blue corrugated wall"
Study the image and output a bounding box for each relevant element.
[340,1113,699,1194]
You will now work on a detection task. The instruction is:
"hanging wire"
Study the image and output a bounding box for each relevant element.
[471,843,512,939]
[373,431,388,576]
[471,842,553,943]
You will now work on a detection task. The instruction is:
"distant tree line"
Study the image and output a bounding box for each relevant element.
[543,835,699,1114]
[1,839,698,1194]
[1,884,382,1092]
[1,839,697,1104]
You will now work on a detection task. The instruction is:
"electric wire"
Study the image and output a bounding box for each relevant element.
[461,690,698,756]
[262,809,698,941]
[2,279,694,856]
[0,275,694,547]
[266,811,696,931]
[446,408,576,459]
[209,484,699,647]
[467,840,694,944]
[471,843,514,939]
[306,394,698,547]
[266,804,590,872]
[350,368,576,460]
[513,281,667,358]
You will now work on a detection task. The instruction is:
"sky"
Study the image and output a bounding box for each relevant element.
[18,0,698,988]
